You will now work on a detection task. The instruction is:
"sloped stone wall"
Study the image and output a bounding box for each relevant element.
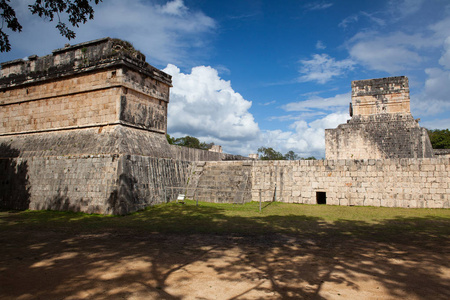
[186,161,252,203]
[326,114,433,159]
[0,151,194,215]
[0,152,119,213]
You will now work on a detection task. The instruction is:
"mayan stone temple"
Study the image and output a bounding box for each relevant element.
[0,38,449,213]
[325,76,434,159]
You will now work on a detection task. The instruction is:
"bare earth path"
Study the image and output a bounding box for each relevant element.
[1,225,449,299]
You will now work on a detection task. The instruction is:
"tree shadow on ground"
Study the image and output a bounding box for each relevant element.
[0,205,449,299]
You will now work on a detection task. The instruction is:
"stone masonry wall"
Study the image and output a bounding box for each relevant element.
[0,152,119,213]
[325,114,433,159]
[186,161,252,204]
[0,152,193,215]
[187,159,449,209]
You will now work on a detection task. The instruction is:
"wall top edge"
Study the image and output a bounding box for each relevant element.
[0,37,172,88]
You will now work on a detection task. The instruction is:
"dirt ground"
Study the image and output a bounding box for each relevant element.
[1,225,449,300]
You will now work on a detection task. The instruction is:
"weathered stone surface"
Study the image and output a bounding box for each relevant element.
[326,76,433,159]
[182,158,449,208]
[1,38,170,135]
[186,161,252,204]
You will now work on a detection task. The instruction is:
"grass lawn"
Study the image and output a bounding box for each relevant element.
[1,201,449,240]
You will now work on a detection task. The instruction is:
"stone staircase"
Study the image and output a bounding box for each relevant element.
[186,161,252,203]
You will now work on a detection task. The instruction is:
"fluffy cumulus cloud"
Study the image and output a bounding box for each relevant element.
[164,63,348,158]
[163,64,260,142]
[298,54,355,84]
[6,0,215,65]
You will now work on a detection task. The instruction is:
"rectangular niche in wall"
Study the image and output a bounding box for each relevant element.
[316,192,326,204]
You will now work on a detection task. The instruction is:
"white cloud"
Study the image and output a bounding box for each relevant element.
[6,0,215,66]
[315,40,326,50]
[268,111,326,122]
[387,0,425,20]
[346,29,440,74]
[339,14,359,28]
[261,100,276,106]
[163,64,260,142]
[421,118,450,130]
[339,12,385,28]
[163,64,349,158]
[158,0,187,16]
[283,92,351,112]
[349,41,422,73]
[305,2,334,11]
[259,112,349,158]
[439,37,450,69]
[298,54,355,84]
[411,68,450,116]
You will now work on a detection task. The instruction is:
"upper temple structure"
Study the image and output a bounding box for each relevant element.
[325,76,434,160]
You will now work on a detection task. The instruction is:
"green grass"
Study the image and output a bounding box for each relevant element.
[1,201,449,240]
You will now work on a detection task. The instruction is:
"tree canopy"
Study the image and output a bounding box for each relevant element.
[257,147,285,160]
[258,147,317,160]
[427,129,450,149]
[166,134,214,150]
[284,150,299,161]
[0,0,102,52]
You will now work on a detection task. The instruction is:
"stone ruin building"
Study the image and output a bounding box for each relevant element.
[325,76,433,160]
[1,38,448,213]
[0,38,245,214]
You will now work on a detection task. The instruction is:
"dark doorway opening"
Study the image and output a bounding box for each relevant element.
[316,192,326,204]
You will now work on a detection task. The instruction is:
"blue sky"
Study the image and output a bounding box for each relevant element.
[2,0,450,157]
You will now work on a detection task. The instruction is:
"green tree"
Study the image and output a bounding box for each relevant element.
[303,156,317,160]
[166,134,176,145]
[258,147,285,160]
[166,134,214,150]
[427,129,450,149]
[0,0,102,52]
[284,150,299,160]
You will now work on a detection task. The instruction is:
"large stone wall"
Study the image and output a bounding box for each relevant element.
[325,77,434,160]
[0,149,193,214]
[187,158,449,208]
